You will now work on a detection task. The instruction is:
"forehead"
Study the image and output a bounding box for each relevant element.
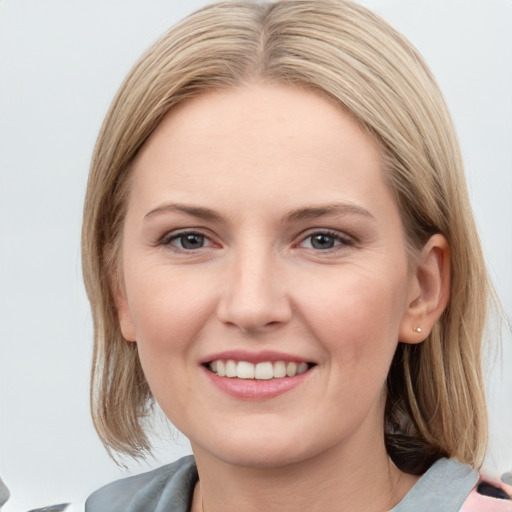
[128,83,394,221]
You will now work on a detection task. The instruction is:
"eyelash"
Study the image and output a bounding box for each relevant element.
[297,229,355,252]
[160,229,354,254]
[160,230,214,251]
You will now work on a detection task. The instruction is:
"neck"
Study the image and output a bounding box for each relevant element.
[192,432,418,512]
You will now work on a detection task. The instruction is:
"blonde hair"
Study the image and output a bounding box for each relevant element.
[82,0,490,471]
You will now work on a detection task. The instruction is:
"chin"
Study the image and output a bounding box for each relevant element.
[213,447,309,470]
[191,428,331,470]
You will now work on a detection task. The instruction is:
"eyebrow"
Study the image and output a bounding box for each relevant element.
[285,203,374,222]
[144,203,223,222]
[144,201,374,223]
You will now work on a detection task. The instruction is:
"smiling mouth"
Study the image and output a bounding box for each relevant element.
[206,360,315,380]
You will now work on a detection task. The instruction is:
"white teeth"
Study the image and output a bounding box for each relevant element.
[286,362,297,377]
[254,362,274,380]
[237,361,255,379]
[273,361,286,378]
[225,359,237,378]
[297,362,308,375]
[217,360,226,377]
[208,359,311,380]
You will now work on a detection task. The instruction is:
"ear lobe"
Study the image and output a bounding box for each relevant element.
[114,284,137,343]
[399,234,450,344]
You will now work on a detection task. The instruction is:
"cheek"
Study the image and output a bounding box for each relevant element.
[124,270,216,417]
[124,261,211,339]
[297,263,409,366]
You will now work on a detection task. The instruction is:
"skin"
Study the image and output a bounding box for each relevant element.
[116,83,450,512]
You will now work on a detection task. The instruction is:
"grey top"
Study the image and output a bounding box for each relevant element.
[0,476,9,509]
[86,456,479,512]
[86,456,198,512]
[391,458,478,511]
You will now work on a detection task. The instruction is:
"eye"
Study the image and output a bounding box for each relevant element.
[164,231,212,250]
[299,230,353,251]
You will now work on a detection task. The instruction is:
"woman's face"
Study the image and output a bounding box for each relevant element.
[117,83,421,469]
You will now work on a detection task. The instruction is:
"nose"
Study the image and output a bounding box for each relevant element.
[216,247,293,333]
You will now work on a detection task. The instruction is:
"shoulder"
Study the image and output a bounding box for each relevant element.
[85,455,197,512]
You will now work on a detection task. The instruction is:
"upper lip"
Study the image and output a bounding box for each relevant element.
[200,349,313,365]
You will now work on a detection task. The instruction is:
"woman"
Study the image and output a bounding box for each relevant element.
[81,0,511,510]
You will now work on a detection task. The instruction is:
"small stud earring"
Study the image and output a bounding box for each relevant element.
[414,327,422,333]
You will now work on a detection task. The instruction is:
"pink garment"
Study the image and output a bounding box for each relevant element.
[460,479,512,511]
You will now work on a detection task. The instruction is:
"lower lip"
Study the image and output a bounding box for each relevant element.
[203,367,312,400]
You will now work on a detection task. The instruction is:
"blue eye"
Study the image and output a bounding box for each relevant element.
[309,233,338,249]
[168,232,207,250]
[300,231,352,250]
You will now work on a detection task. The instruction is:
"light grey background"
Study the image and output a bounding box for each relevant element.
[1,1,511,510]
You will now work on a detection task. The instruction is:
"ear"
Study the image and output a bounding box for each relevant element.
[114,277,137,343]
[399,234,450,344]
